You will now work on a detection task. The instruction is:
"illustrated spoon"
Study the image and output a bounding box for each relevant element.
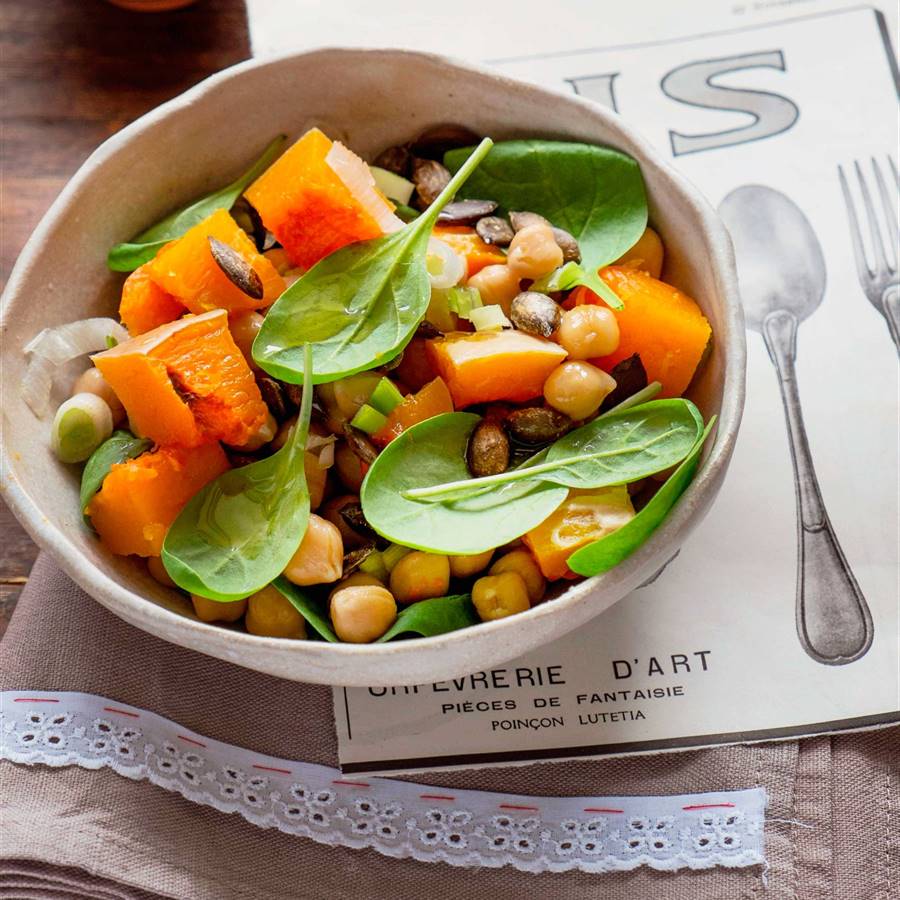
[719,185,873,665]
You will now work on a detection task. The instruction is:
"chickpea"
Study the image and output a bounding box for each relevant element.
[231,412,277,452]
[229,311,264,366]
[448,550,494,579]
[72,367,125,425]
[283,514,343,586]
[506,224,563,280]
[389,551,450,604]
[472,572,530,622]
[304,450,328,511]
[328,571,385,605]
[334,441,366,492]
[558,306,620,360]
[191,593,247,624]
[466,264,521,315]
[544,362,617,420]
[245,585,306,638]
[489,549,545,603]
[331,585,397,643]
[147,556,177,588]
[263,247,293,275]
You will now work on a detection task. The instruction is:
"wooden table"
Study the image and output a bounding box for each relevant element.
[1,0,250,636]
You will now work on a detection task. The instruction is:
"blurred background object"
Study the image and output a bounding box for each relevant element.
[0,0,249,634]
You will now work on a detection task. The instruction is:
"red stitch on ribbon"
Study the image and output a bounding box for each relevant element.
[419,794,456,801]
[13,698,59,703]
[332,780,370,788]
[176,734,206,748]
[683,803,736,811]
[499,804,539,811]
[583,807,624,813]
[103,706,140,718]
[252,764,292,775]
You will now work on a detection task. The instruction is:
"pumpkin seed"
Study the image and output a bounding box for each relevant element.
[415,319,443,339]
[343,543,378,576]
[411,123,480,160]
[599,354,648,413]
[437,199,498,225]
[343,425,378,465]
[208,236,263,299]
[509,210,550,232]
[412,158,452,210]
[373,144,412,177]
[552,227,581,263]
[256,374,292,422]
[509,291,561,337]
[475,216,515,246]
[466,419,510,477]
[505,407,572,444]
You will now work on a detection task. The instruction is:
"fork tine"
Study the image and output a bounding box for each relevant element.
[871,157,899,270]
[839,164,872,283]
[854,160,891,276]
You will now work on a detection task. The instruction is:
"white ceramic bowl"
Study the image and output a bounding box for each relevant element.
[0,48,745,686]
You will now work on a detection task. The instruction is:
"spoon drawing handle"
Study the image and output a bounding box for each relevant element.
[762,310,874,665]
[880,285,900,355]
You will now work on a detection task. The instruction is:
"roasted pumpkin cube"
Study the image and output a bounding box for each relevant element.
[119,264,186,336]
[371,377,454,446]
[86,442,230,557]
[92,309,269,447]
[147,208,284,314]
[432,225,507,277]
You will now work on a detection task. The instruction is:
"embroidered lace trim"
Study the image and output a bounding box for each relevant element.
[1,691,766,874]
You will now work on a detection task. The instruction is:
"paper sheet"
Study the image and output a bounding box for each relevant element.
[245,0,899,773]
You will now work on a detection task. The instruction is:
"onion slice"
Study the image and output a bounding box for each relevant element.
[306,432,337,469]
[22,317,128,418]
[325,142,405,235]
[426,238,466,290]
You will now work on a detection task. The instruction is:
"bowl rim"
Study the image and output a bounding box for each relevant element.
[0,46,746,672]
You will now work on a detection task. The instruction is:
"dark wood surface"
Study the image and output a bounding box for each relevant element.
[1,0,250,637]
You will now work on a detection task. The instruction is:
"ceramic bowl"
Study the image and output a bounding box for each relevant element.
[0,48,745,686]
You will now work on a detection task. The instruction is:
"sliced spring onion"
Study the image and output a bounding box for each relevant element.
[446,286,482,320]
[325,142,405,234]
[381,543,412,572]
[368,377,405,416]
[426,238,466,290]
[469,304,512,332]
[51,393,114,464]
[369,165,415,206]
[350,403,388,435]
[358,550,390,582]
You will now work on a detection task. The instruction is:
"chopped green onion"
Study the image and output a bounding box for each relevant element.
[51,393,113,464]
[369,166,415,206]
[446,286,483,320]
[368,377,405,416]
[382,543,413,572]
[531,261,583,293]
[470,304,512,332]
[358,551,390,582]
[350,403,388,435]
[393,204,420,223]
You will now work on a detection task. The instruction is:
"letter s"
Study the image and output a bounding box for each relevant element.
[661,50,799,156]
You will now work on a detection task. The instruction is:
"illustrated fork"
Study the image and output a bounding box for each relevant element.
[838,156,900,353]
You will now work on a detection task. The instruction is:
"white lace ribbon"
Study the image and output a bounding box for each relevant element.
[0,691,766,874]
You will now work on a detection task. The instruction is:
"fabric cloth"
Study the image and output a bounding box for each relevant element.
[1,556,898,899]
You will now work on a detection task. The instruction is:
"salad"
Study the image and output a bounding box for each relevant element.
[28,124,714,645]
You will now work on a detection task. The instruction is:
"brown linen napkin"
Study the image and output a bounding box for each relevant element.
[1,555,897,900]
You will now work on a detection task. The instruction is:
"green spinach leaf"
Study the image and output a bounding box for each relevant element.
[444,140,647,308]
[161,344,314,602]
[107,134,286,272]
[377,594,477,642]
[252,138,494,385]
[360,412,568,555]
[567,418,716,576]
[405,399,703,502]
[80,430,152,523]
[272,576,338,642]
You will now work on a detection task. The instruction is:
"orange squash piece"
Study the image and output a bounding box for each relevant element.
[86,442,230,557]
[245,128,393,269]
[572,267,712,399]
[147,208,285,314]
[119,264,185,336]
[523,486,635,580]
[432,225,507,277]
[427,330,567,409]
[612,226,664,279]
[371,377,454,446]
[92,309,269,448]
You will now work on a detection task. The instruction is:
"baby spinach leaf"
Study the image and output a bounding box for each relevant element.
[80,430,152,523]
[272,576,338,642]
[377,594,477,642]
[161,344,314,602]
[107,134,286,272]
[252,138,494,386]
[405,399,703,502]
[444,140,647,308]
[360,412,568,555]
[567,418,716,577]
